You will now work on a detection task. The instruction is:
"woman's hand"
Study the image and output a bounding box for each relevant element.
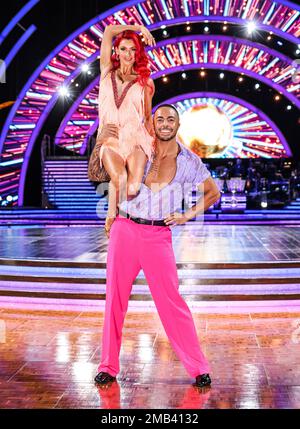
[139,26,156,47]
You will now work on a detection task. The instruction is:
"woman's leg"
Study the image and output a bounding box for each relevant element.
[126,146,148,200]
[101,146,127,235]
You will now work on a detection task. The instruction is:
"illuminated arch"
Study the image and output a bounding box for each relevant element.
[54,36,299,154]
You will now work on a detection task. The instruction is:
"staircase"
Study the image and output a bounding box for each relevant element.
[285,197,300,211]
[42,158,107,217]
[0,258,299,304]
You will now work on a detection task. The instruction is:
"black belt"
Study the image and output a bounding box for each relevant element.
[118,209,167,226]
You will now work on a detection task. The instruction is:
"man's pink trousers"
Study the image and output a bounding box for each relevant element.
[98,215,210,377]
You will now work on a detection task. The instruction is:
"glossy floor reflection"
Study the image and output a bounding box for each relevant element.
[0,308,299,408]
[1,224,300,262]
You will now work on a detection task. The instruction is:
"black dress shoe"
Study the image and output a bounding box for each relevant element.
[94,371,116,385]
[194,373,212,388]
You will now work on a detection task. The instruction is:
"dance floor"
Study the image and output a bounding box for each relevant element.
[1,223,300,308]
[1,223,300,262]
[0,223,299,408]
[0,308,300,409]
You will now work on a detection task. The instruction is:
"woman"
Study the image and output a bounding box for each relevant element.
[97,24,156,236]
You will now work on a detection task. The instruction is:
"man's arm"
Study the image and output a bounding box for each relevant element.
[184,176,221,221]
[164,176,221,226]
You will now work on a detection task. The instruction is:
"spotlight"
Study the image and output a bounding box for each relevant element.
[58,86,70,97]
[162,76,169,83]
[199,71,206,77]
[296,49,300,55]
[162,30,169,38]
[286,105,292,110]
[181,72,187,79]
[160,25,166,29]
[219,72,225,79]
[204,26,210,33]
[274,95,281,101]
[277,41,283,46]
[81,64,89,73]
[238,77,244,82]
[186,25,191,32]
[6,195,13,202]
[267,36,272,40]
[254,83,260,89]
[75,83,79,87]
[261,201,268,208]
[223,26,228,31]
[247,22,257,34]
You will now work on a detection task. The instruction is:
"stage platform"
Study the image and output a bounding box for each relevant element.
[0,223,299,311]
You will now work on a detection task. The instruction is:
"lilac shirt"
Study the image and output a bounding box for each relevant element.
[119,142,211,220]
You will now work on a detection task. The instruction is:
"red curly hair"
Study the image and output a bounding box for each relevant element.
[111,30,153,93]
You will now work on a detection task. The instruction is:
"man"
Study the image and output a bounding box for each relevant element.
[94,104,221,387]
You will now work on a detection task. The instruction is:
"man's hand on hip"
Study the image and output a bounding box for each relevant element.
[164,212,189,226]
